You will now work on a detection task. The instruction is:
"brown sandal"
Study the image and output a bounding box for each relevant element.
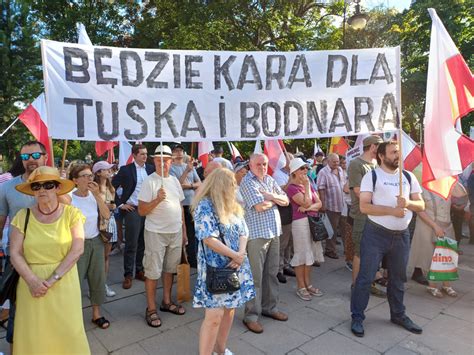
[145,308,162,327]
[160,302,186,315]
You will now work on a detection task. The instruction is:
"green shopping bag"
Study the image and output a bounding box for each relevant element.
[427,237,459,282]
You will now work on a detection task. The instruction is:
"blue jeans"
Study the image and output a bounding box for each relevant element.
[351,220,409,322]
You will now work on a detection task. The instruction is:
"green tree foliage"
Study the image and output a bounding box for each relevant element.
[0,0,43,163]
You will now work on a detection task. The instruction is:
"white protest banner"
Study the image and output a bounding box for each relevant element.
[41,40,401,142]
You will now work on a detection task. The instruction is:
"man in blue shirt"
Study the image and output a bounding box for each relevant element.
[240,153,289,334]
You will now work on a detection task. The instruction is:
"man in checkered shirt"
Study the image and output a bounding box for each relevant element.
[240,153,290,334]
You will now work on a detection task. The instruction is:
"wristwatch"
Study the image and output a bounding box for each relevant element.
[53,271,62,281]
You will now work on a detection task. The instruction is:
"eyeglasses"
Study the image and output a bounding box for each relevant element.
[31,181,59,191]
[77,173,93,179]
[20,152,45,161]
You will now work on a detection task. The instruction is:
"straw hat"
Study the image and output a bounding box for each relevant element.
[15,166,76,196]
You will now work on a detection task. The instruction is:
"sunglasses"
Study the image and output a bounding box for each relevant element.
[20,152,45,161]
[31,181,59,191]
[299,166,309,171]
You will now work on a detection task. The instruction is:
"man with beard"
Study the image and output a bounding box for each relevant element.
[350,141,425,337]
[0,141,66,346]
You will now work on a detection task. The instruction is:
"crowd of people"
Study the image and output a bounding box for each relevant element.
[0,137,473,354]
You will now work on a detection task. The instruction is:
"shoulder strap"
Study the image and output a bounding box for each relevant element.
[371,169,377,191]
[402,170,412,193]
[24,208,31,238]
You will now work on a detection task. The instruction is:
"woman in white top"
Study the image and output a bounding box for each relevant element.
[70,164,111,329]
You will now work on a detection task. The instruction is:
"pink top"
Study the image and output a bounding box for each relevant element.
[287,183,319,221]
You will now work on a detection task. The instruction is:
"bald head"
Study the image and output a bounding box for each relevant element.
[204,160,223,178]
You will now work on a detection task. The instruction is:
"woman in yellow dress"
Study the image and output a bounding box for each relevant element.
[10,166,90,354]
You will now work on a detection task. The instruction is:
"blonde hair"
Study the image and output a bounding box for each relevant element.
[191,168,243,224]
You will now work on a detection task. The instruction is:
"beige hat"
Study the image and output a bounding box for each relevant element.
[289,158,309,174]
[15,166,75,196]
[363,135,383,147]
[151,145,173,158]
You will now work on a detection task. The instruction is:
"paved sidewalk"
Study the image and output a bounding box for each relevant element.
[1,242,473,354]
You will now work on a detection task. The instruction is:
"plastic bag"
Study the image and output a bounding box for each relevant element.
[177,249,192,303]
[427,237,459,282]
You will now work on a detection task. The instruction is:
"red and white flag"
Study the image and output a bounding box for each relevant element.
[227,142,242,162]
[18,93,53,166]
[95,141,118,158]
[198,141,214,168]
[400,131,422,172]
[422,9,474,199]
[313,141,323,156]
[118,141,133,167]
[254,140,263,154]
[264,139,286,176]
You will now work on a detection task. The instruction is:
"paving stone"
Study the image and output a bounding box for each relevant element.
[86,331,108,355]
[332,302,429,353]
[384,344,420,355]
[441,297,474,322]
[92,314,163,351]
[285,306,342,338]
[139,325,199,354]
[299,330,379,355]
[101,294,147,321]
[286,348,307,355]
[402,293,447,320]
[111,342,150,355]
[225,337,265,355]
[239,320,311,355]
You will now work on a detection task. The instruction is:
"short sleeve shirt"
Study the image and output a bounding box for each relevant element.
[287,184,319,221]
[360,168,421,230]
[169,163,201,206]
[348,157,376,218]
[316,165,344,213]
[239,172,283,239]
[138,173,185,233]
[0,175,36,247]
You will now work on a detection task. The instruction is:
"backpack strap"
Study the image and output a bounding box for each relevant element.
[402,170,412,193]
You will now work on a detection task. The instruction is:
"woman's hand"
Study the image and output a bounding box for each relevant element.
[27,275,49,298]
[433,224,445,238]
[228,251,245,269]
[298,206,307,213]
[87,181,100,196]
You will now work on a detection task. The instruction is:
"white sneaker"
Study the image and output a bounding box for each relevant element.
[105,284,116,297]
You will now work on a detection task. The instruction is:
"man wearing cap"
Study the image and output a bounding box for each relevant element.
[211,146,233,170]
[0,141,68,346]
[138,145,187,327]
[317,153,345,259]
[348,135,386,297]
[240,153,289,334]
[112,144,155,289]
[169,144,201,268]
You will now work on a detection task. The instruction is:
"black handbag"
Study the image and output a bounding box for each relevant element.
[0,208,30,304]
[201,219,241,295]
[307,214,329,242]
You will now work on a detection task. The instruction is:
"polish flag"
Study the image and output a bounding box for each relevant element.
[96,141,118,158]
[18,93,53,166]
[227,142,242,162]
[264,139,286,176]
[118,141,133,167]
[422,9,474,199]
[329,137,350,156]
[254,140,263,154]
[198,141,214,168]
[400,131,422,172]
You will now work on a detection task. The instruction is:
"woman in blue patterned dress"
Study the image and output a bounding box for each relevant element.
[192,168,255,355]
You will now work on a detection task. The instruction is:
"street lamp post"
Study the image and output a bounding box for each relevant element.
[342,0,369,48]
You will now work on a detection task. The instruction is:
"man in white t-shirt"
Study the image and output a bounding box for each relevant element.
[138,145,186,327]
[350,141,425,338]
[211,145,233,170]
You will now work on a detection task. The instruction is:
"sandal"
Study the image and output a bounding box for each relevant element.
[92,316,110,329]
[145,308,162,328]
[296,288,312,301]
[307,285,324,297]
[426,287,443,298]
[160,302,186,315]
[375,277,388,287]
[441,286,458,297]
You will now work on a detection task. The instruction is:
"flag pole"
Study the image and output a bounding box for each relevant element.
[60,140,68,171]
[48,137,55,168]
[396,46,403,197]
[160,141,164,188]
[0,117,19,137]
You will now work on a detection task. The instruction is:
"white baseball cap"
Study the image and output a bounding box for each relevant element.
[289,158,309,174]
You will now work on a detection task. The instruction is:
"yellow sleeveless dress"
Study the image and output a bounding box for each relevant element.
[11,205,90,355]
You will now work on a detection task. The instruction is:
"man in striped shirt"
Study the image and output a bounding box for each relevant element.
[317,153,345,259]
